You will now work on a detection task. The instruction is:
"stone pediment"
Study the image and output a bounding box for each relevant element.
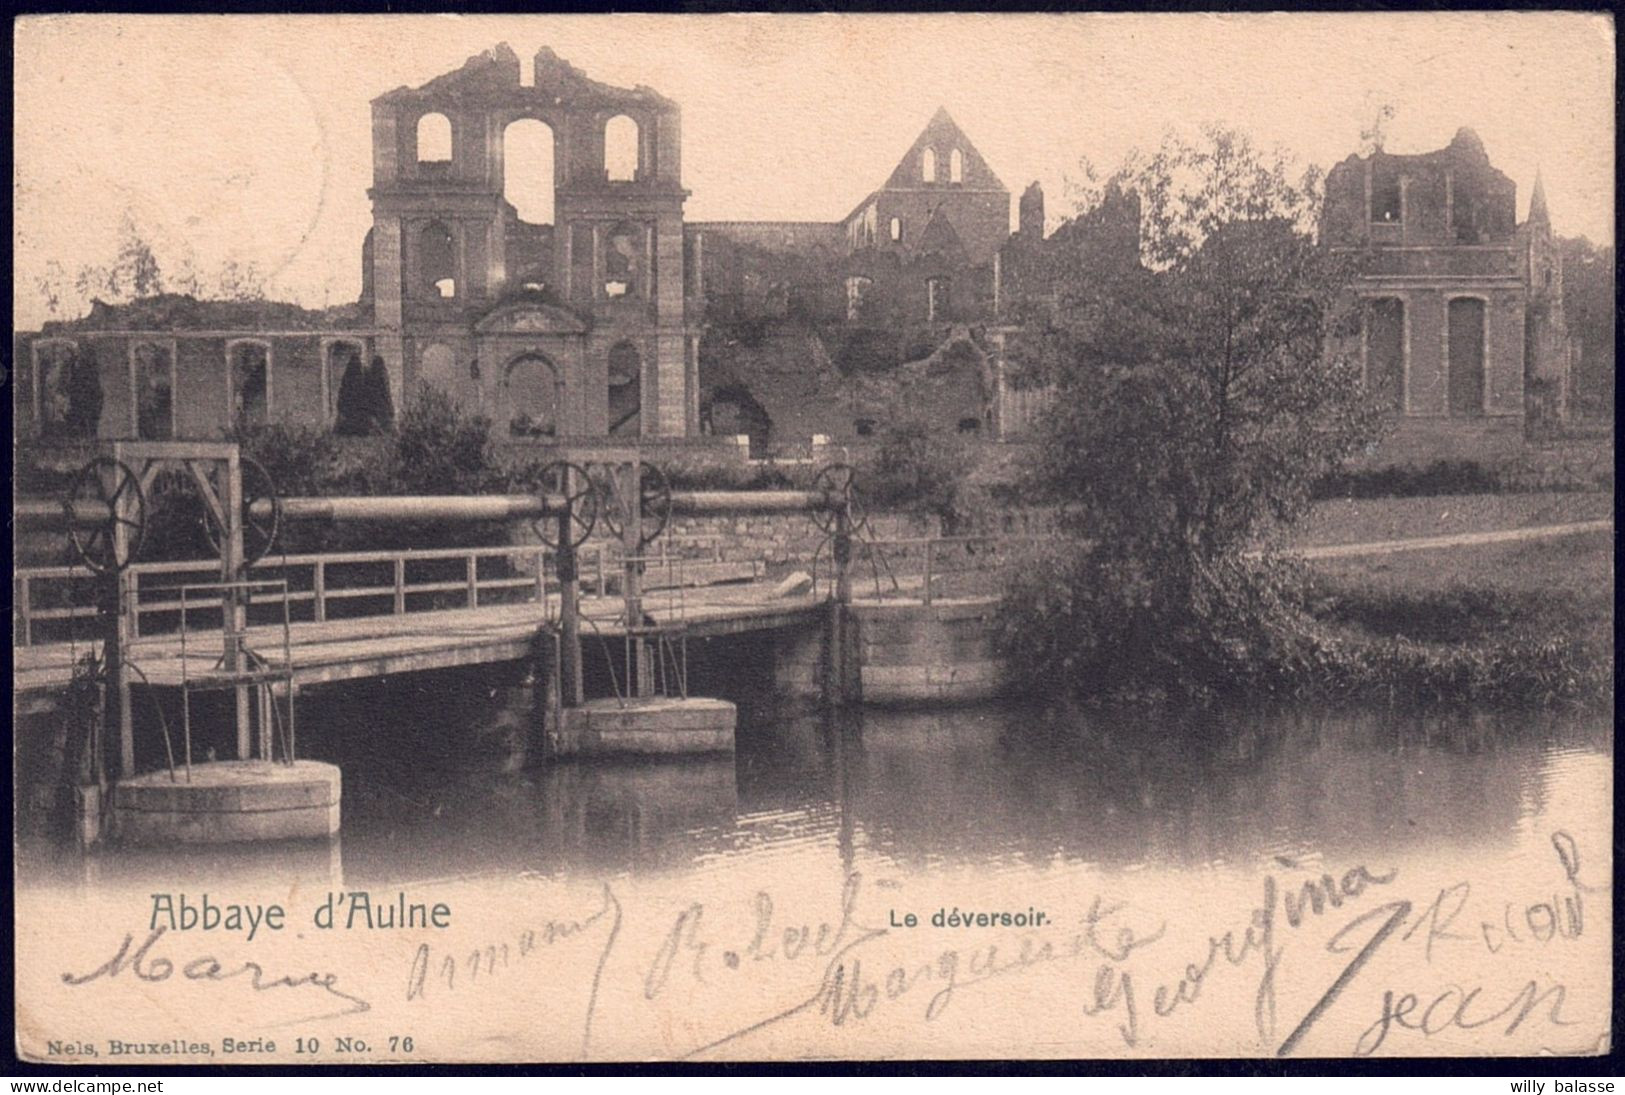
[475,303,588,335]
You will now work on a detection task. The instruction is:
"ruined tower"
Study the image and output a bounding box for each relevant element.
[366,44,697,438]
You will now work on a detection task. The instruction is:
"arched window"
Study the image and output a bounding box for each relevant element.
[922,148,937,183]
[926,276,951,321]
[607,341,641,436]
[131,341,174,440]
[416,112,452,163]
[34,339,98,437]
[419,221,456,298]
[605,114,639,182]
[949,148,964,183]
[1447,298,1486,417]
[502,353,560,438]
[503,119,555,225]
[227,340,272,427]
[603,223,641,298]
[323,340,365,425]
[889,217,903,243]
[1363,298,1405,412]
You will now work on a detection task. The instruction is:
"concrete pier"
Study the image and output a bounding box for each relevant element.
[854,597,1004,704]
[549,697,737,757]
[111,761,342,845]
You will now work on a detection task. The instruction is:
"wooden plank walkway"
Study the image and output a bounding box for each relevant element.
[14,580,827,707]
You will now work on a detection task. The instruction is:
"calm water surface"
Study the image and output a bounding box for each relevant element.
[62,687,1608,891]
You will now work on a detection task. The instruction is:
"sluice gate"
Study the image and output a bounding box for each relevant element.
[17,442,868,846]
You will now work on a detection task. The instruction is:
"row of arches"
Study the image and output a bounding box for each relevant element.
[30,338,380,441]
[413,216,647,301]
[414,112,641,224]
[922,147,964,184]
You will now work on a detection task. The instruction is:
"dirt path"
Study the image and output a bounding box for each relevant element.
[1290,519,1613,560]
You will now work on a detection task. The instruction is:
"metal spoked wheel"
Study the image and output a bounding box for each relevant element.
[598,460,672,549]
[811,462,862,534]
[202,456,282,567]
[64,456,147,574]
[532,461,599,549]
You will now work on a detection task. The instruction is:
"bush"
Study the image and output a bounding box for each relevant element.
[1313,454,1614,499]
[382,384,500,496]
[996,540,1612,711]
[1314,459,1502,499]
[856,420,967,521]
[995,545,1321,705]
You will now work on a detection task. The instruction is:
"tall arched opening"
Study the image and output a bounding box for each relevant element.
[503,119,556,226]
[501,352,562,438]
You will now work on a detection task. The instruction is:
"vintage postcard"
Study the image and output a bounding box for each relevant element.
[11,12,1613,1066]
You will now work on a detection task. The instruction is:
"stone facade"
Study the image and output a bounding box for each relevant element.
[15,48,1581,467]
[16,45,705,445]
[366,44,698,440]
[1323,128,1575,460]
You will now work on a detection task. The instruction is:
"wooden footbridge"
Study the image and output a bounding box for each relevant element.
[15,574,828,708]
[16,442,871,818]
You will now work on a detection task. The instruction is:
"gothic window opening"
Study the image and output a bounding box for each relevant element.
[922,148,937,183]
[605,114,639,182]
[502,353,560,438]
[419,221,457,299]
[889,217,903,243]
[228,340,271,427]
[1447,298,1486,416]
[950,148,964,183]
[503,119,555,225]
[416,112,452,164]
[607,341,641,436]
[132,342,174,441]
[604,223,640,298]
[926,276,951,321]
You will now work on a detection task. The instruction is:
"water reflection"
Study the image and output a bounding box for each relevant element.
[34,699,1611,892]
[330,700,1609,887]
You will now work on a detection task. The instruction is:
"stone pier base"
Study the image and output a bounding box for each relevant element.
[111,760,342,845]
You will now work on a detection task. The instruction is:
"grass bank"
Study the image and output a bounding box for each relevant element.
[1301,528,1613,710]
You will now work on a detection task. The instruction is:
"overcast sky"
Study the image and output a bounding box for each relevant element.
[13,12,1614,328]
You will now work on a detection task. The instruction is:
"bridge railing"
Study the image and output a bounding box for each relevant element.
[12,544,609,646]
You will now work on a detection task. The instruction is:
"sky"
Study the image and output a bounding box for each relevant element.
[13,12,1615,329]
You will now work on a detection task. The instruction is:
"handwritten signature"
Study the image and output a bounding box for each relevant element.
[60,925,370,1026]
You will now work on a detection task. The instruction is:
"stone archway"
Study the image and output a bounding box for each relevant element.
[499,351,563,438]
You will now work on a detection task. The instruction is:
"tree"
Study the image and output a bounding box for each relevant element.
[1559,236,1615,419]
[1000,125,1384,701]
[334,354,395,436]
[63,345,105,437]
[70,213,166,304]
